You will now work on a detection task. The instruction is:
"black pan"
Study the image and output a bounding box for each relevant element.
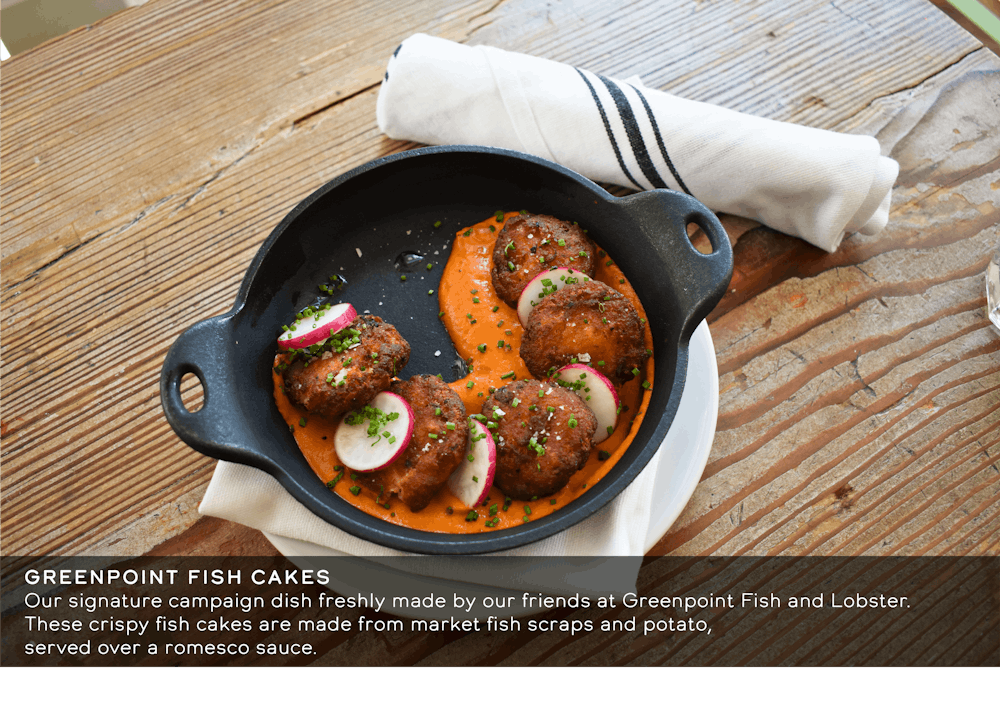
[160,146,732,554]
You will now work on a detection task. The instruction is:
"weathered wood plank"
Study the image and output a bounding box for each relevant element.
[654,51,1000,556]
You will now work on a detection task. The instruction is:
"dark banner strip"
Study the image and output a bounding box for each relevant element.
[1,555,996,666]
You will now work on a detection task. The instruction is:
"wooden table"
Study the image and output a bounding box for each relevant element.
[3,0,998,665]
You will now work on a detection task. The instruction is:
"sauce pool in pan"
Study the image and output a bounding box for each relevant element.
[273,211,654,533]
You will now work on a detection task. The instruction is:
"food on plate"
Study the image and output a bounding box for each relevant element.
[332,391,414,472]
[279,315,410,419]
[278,302,357,350]
[551,364,620,444]
[490,213,596,307]
[482,379,598,500]
[273,209,653,533]
[370,375,469,511]
[516,266,592,327]
[519,279,647,386]
[446,418,497,508]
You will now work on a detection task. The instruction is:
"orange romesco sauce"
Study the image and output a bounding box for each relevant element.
[273,211,654,533]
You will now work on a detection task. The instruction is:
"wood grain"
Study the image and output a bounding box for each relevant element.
[1,0,997,587]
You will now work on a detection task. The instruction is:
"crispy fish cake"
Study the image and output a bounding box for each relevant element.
[491,213,597,307]
[373,375,469,512]
[520,280,646,386]
[280,315,410,419]
[482,380,597,499]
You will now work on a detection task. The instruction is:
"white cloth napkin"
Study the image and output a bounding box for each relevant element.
[198,449,657,594]
[376,33,899,253]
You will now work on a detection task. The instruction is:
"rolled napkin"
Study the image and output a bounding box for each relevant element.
[376,33,899,253]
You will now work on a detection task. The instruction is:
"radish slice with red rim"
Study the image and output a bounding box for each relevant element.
[516,267,592,327]
[278,302,357,350]
[552,364,620,444]
[446,418,496,507]
[333,391,414,471]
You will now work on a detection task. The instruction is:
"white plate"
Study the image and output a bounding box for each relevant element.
[264,322,717,617]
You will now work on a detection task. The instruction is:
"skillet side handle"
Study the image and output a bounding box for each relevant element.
[160,315,265,466]
[622,190,733,343]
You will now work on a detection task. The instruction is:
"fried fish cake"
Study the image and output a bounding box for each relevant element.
[520,280,646,386]
[482,380,597,499]
[490,213,597,307]
[373,375,469,512]
[280,315,410,419]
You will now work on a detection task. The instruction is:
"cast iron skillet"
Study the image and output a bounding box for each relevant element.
[160,145,732,554]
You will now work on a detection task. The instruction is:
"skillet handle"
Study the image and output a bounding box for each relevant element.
[160,315,266,465]
[621,189,733,343]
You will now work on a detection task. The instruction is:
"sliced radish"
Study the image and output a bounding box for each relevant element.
[278,302,357,350]
[516,267,592,326]
[552,364,620,444]
[334,391,414,471]
[446,418,497,507]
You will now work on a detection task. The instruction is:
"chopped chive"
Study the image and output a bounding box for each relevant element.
[642,380,651,389]
[500,371,516,380]
[349,485,361,496]
[433,220,442,228]
[435,407,442,416]
[467,381,475,389]
[400,274,407,281]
